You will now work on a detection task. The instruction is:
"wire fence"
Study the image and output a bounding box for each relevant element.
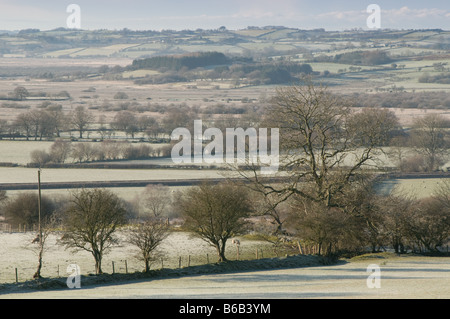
[0,228,296,284]
[1,249,291,284]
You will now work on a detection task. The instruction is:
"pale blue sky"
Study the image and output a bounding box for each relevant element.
[0,0,448,31]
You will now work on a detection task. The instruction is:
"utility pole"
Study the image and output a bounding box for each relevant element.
[38,168,42,245]
[34,168,43,279]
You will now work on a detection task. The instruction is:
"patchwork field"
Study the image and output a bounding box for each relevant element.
[0,27,449,300]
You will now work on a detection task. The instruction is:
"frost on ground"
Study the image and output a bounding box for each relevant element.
[0,230,327,293]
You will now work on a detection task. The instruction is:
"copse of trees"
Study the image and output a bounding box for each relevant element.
[309,50,393,66]
[236,62,313,85]
[419,72,450,84]
[130,51,313,85]
[284,180,450,257]
[131,51,230,71]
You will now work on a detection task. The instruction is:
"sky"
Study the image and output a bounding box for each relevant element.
[0,0,449,31]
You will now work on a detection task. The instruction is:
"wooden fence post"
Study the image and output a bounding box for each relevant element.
[297,241,303,255]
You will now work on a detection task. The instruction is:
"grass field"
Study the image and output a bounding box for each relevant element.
[0,231,276,284]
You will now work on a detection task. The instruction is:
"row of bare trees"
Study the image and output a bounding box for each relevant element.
[1,102,263,142]
[0,187,170,276]
[0,183,248,276]
[30,139,172,166]
[283,181,450,256]
[3,177,450,279]
[5,105,92,140]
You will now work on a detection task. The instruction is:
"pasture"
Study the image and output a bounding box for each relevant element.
[0,231,276,284]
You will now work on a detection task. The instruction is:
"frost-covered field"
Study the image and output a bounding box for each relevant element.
[0,231,272,284]
[0,167,228,184]
[2,253,450,299]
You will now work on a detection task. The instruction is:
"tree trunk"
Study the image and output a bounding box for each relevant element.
[33,246,43,279]
[216,242,227,262]
[93,251,103,274]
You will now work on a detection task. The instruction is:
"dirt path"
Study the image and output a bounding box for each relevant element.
[2,255,450,299]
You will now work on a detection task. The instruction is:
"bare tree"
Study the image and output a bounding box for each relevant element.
[70,106,93,139]
[97,114,110,140]
[13,86,29,100]
[30,149,51,166]
[111,111,139,138]
[404,197,450,252]
[32,215,57,279]
[410,113,449,172]
[128,219,170,272]
[3,192,54,228]
[0,190,6,203]
[49,139,72,163]
[71,142,97,163]
[15,113,33,140]
[387,134,412,172]
[378,194,414,254]
[46,104,66,138]
[238,83,399,211]
[140,184,172,219]
[249,189,288,235]
[176,182,251,262]
[60,189,127,274]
